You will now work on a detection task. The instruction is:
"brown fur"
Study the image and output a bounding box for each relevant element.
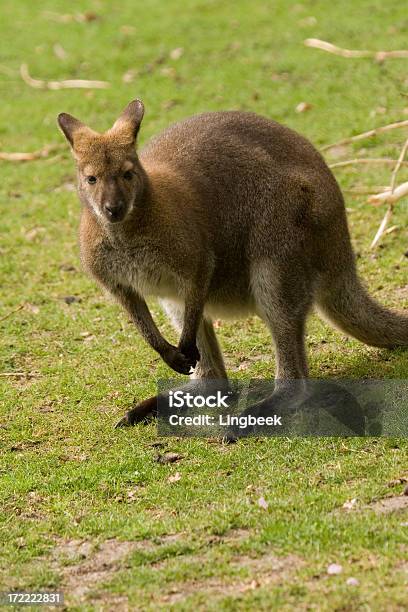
[58,100,408,423]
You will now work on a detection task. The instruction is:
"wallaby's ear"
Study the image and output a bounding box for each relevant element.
[57,113,87,147]
[110,99,145,143]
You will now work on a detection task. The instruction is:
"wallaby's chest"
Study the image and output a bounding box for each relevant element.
[85,238,182,299]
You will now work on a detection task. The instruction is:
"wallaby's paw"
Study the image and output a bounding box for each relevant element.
[114,396,158,428]
[180,342,200,363]
[163,345,198,375]
[178,342,201,372]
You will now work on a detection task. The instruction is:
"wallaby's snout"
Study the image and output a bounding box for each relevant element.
[57,99,145,225]
[104,199,126,223]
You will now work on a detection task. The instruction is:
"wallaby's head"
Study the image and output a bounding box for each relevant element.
[58,99,145,224]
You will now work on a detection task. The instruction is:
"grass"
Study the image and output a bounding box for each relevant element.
[1,0,408,609]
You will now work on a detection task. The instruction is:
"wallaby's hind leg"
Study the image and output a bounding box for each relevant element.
[223,262,313,437]
[251,262,312,380]
[115,299,227,428]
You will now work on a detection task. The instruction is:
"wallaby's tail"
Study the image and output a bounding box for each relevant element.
[316,270,408,349]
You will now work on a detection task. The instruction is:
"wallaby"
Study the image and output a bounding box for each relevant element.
[57,100,408,425]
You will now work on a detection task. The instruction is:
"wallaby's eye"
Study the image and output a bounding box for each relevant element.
[123,170,133,181]
[87,176,97,185]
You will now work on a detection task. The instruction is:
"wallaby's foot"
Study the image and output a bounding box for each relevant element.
[227,387,303,439]
[115,395,158,428]
[162,345,200,375]
[230,381,369,437]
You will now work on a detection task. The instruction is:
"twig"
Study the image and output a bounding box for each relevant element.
[390,137,408,193]
[321,119,408,152]
[368,139,408,249]
[368,181,408,206]
[42,11,98,24]
[0,144,62,162]
[369,181,408,249]
[304,38,408,61]
[20,63,109,90]
[370,207,394,249]
[0,304,24,322]
[329,158,408,169]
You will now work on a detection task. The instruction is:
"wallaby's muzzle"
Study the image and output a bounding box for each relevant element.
[104,200,127,223]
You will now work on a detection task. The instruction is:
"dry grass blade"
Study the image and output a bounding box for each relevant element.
[304,38,372,58]
[329,158,408,169]
[20,64,109,90]
[304,38,408,60]
[0,304,24,322]
[343,186,388,195]
[0,64,15,76]
[0,144,62,162]
[321,120,408,152]
[0,372,28,377]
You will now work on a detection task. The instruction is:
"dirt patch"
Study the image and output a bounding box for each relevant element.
[150,529,253,570]
[395,285,408,300]
[160,552,303,605]
[51,529,254,603]
[156,532,186,545]
[335,493,408,517]
[84,594,130,611]
[207,528,251,545]
[53,538,154,601]
[52,539,95,562]
[368,495,408,514]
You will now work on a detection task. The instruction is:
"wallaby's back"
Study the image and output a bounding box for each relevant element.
[141,110,343,225]
[142,111,348,276]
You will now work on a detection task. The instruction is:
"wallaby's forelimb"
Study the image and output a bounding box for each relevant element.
[161,298,227,379]
[114,285,197,374]
[178,292,206,368]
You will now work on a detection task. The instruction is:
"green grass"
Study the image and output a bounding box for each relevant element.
[1,0,408,609]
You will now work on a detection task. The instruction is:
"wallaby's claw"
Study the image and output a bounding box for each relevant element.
[114,414,132,428]
[222,433,238,444]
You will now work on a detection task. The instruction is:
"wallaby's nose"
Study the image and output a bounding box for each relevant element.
[104,202,125,222]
